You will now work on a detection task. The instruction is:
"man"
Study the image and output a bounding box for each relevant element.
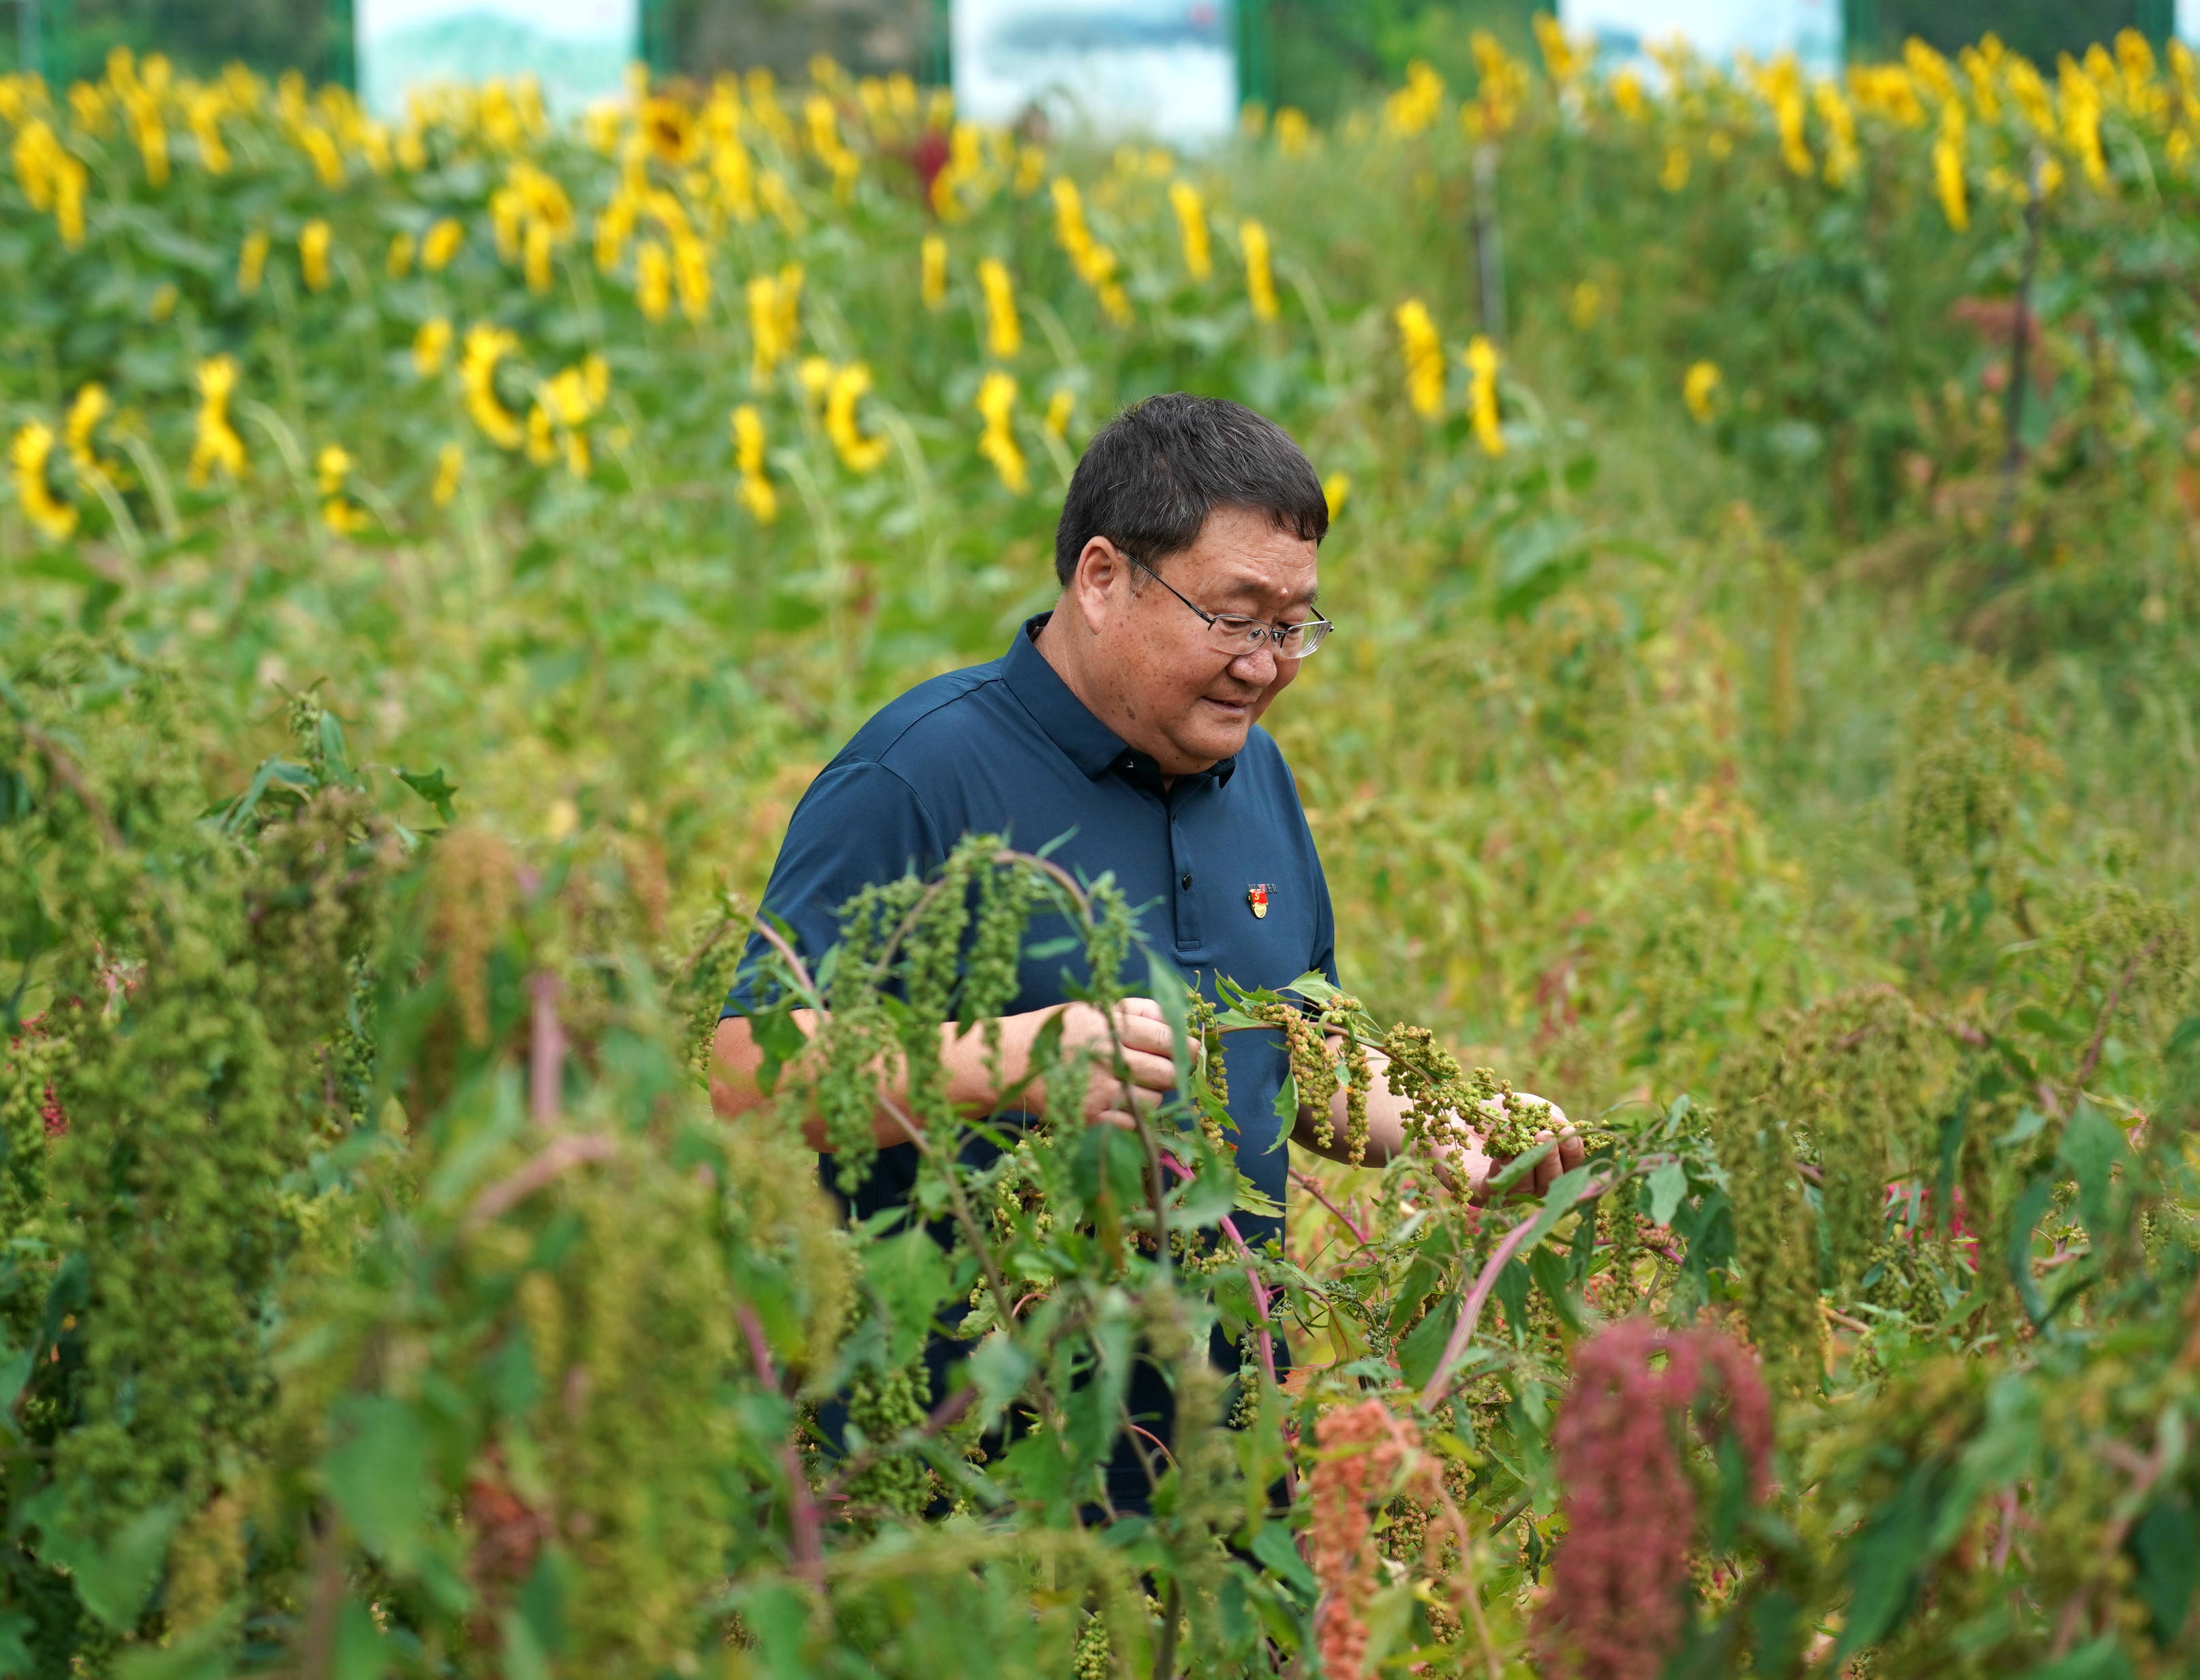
[711,392,1579,1500]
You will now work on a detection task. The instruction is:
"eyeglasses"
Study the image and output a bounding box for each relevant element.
[1128,558,1337,660]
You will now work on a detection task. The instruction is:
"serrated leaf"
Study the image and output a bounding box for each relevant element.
[1647,1157,1688,1226]
[1233,1177,1283,1219]
[869,1227,954,1367]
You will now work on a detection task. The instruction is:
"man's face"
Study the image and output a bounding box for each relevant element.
[1067,505,1320,775]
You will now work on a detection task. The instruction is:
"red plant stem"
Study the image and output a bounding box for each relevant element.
[1291,1166,1374,1247]
[1128,1421,1177,1467]
[463,1132,616,1230]
[1160,1154,1280,1393]
[2072,935,2164,1095]
[1419,1175,1609,1412]
[736,1301,824,1591]
[528,971,563,1126]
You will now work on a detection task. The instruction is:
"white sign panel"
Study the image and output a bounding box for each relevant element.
[952,0,1238,146]
[358,0,636,120]
[1559,0,1841,71]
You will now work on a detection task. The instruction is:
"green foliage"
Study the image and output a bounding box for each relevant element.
[1,23,2199,1680]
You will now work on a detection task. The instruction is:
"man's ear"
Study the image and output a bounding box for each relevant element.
[1069,536,1127,625]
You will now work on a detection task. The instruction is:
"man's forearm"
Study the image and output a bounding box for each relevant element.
[1290,1048,1414,1167]
[710,1011,1045,1153]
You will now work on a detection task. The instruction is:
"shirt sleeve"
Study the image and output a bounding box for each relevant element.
[1309,856,1340,988]
[725,759,946,1016]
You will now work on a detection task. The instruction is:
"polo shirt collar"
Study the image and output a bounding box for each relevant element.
[1003,615,1237,787]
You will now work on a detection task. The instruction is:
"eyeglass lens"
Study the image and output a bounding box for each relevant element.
[1210,616,1329,657]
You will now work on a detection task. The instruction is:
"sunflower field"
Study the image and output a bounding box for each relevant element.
[4,16,2200,1679]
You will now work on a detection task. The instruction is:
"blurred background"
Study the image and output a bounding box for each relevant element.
[3,0,2186,118]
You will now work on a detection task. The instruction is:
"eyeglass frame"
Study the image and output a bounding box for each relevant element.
[1123,555,1337,660]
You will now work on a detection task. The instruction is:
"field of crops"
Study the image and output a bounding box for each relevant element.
[4,19,2200,1680]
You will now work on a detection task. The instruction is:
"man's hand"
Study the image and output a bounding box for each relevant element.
[1438,1095,1585,1204]
[713,995,1192,1151]
[1040,997,1186,1129]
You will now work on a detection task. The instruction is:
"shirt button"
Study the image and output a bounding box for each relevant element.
[1180,873,1193,889]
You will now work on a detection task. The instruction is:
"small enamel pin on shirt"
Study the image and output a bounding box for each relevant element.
[1246,884,1272,919]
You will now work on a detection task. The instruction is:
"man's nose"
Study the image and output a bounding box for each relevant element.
[1227,642,1278,687]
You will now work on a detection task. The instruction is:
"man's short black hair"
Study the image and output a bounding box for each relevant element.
[1053,393,1328,585]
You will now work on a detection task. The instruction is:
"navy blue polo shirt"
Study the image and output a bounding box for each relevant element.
[728,613,1337,1256]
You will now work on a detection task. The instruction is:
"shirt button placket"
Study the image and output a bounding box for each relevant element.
[1172,818,1199,951]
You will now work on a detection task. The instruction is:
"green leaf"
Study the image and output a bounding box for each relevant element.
[323,1397,431,1568]
[1834,1462,1936,1659]
[500,1610,552,1680]
[0,1343,33,1417]
[2165,1014,2200,1063]
[748,1005,808,1097]
[396,766,459,822]
[332,1596,390,1680]
[965,1331,1035,1426]
[2131,1496,2199,1646]
[1232,1175,1284,1219]
[1248,1521,1316,1600]
[737,1581,815,1680]
[1482,1138,1554,1200]
[2005,1177,2055,1328]
[2014,1635,2134,1680]
[35,1499,183,1632]
[115,1602,241,1680]
[1516,1164,1594,1251]
[1395,1305,1454,1393]
[1647,1157,1688,1227]
[1995,1106,2050,1147]
[1358,1581,1419,1671]
[1931,1374,2039,1557]
[2015,1004,2081,1044]
[2057,1103,2124,1241]
[1528,1245,1583,1333]
[317,710,355,784]
[1167,1151,1241,1226]
[1493,515,1588,619]
[0,1611,31,1680]
[207,755,313,834]
[1282,971,1342,1006]
[1143,955,1196,1093]
[869,1227,953,1367]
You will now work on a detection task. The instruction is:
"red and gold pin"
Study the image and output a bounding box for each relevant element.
[1245,884,1272,919]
